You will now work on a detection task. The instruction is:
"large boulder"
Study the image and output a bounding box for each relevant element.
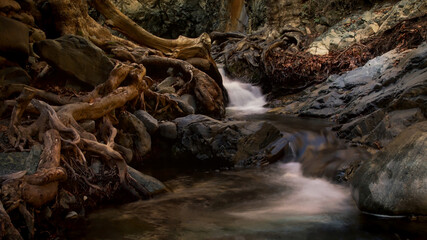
[351,121,427,216]
[0,16,29,61]
[33,35,114,88]
[168,114,286,168]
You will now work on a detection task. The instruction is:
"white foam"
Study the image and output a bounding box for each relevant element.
[220,68,267,114]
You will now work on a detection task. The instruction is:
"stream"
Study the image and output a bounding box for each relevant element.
[71,70,427,240]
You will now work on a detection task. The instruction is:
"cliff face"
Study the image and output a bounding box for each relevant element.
[112,0,387,38]
[111,0,237,38]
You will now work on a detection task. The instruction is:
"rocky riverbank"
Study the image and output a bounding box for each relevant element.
[1,0,426,238]
[213,0,426,217]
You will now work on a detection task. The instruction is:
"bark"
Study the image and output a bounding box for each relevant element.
[0,200,23,240]
[90,0,213,60]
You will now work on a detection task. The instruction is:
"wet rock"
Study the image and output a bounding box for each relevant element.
[351,121,427,216]
[171,114,286,168]
[165,94,195,115]
[158,121,177,140]
[180,94,197,112]
[339,108,425,147]
[33,35,114,89]
[118,112,151,161]
[0,145,42,176]
[273,43,427,146]
[127,166,167,195]
[0,16,29,61]
[0,67,31,85]
[134,110,159,134]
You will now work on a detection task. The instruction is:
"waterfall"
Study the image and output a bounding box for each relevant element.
[220,68,267,114]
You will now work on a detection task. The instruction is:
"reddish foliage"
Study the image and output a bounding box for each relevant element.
[265,16,427,98]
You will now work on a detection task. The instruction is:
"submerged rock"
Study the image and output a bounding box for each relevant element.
[127,166,167,195]
[351,121,427,216]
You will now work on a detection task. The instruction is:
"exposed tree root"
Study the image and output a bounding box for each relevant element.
[0,63,152,238]
[0,1,227,238]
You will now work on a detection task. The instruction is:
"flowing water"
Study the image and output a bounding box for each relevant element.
[220,68,267,115]
[72,71,427,240]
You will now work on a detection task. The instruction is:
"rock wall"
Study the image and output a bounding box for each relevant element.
[112,0,391,39]
[111,0,232,38]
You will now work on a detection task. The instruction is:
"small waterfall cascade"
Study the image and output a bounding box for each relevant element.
[219,68,267,114]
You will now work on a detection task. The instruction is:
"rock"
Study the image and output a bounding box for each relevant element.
[29,27,46,43]
[134,110,159,134]
[111,0,231,39]
[351,121,427,216]
[157,86,175,94]
[156,76,177,92]
[118,112,151,161]
[33,35,114,89]
[11,12,35,26]
[65,211,78,219]
[0,16,29,61]
[233,121,283,167]
[158,121,177,140]
[273,43,427,146]
[180,94,197,111]
[0,145,42,176]
[127,166,167,195]
[0,67,31,85]
[165,94,195,115]
[339,108,425,147]
[90,159,102,175]
[79,120,96,133]
[170,114,286,168]
[59,189,76,209]
[0,0,21,12]
[308,0,427,55]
